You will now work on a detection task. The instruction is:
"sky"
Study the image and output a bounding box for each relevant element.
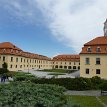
[0,0,107,57]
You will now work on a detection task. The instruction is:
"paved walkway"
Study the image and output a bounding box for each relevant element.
[21,69,80,78]
[96,97,107,107]
[65,90,101,96]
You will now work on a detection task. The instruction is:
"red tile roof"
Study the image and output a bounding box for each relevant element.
[84,36,107,46]
[80,36,107,54]
[0,42,22,50]
[52,54,80,62]
[0,42,51,60]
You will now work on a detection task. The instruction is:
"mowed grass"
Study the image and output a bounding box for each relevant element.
[67,95,103,107]
[99,96,107,105]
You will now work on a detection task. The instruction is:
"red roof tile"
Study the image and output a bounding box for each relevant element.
[0,42,51,60]
[52,54,80,62]
[80,36,107,54]
[84,36,107,46]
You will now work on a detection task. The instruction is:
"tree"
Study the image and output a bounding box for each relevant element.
[2,62,8,69]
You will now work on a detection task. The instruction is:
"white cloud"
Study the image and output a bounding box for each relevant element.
[35,0,107,52]
[1,0,107,53]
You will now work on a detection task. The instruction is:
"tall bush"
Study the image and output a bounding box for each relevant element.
[2,62,8,69]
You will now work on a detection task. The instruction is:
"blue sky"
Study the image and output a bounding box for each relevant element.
[0,0,107,57]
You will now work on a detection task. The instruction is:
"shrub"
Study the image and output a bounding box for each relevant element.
[0,82,67,107]
[91,76,102,89]
[13,72,106,91]
[0,68,9,74]
[100,81,107,91]
[13,72,37,81]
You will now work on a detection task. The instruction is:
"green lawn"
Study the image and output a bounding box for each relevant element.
[67,95,103,107]
[99,96,107,105]
[39,69,77,73]
[48,73,65,75]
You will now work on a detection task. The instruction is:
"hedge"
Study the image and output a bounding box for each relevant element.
[13,72,104,90]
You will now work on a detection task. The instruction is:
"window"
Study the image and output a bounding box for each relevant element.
[55,65,58,68]
[10,65,12,68]
[59,66,63,69]
[16,58,18,62]
[86,58,90,64]
[73,66,76,69]
[96,69,100,74]
[11,57,13,62]
[87,47,92,52]
[20,65,22,68]
[96,58,100,64]
[78,66,80,70]
[69,62,71,65]
[3,56,5,61]
[86,69,89,74]
[21,58,23,62]
[68,66,72,69]
[24,59,25,63]
[74,62,76,65]
[16,65,17,68]
[96,47,101,52]
[64,66,67,69]
[56,62,58,64]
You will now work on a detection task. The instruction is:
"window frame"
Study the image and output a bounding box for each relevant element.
[96,69,100,74]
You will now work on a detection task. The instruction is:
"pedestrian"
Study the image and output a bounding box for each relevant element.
[1,75,3,83]
[2,73,6,82]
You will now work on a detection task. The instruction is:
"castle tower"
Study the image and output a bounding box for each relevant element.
[104,19,107,36]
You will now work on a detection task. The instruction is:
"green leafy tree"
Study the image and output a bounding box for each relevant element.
[2,62,8,69]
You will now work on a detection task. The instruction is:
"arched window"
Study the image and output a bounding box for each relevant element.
[87,47,92,52]
[96,47,101,52]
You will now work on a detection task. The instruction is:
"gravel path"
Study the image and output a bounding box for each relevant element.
[65,90,101,96]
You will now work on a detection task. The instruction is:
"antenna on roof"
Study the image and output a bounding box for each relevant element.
[104,19,107,36]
